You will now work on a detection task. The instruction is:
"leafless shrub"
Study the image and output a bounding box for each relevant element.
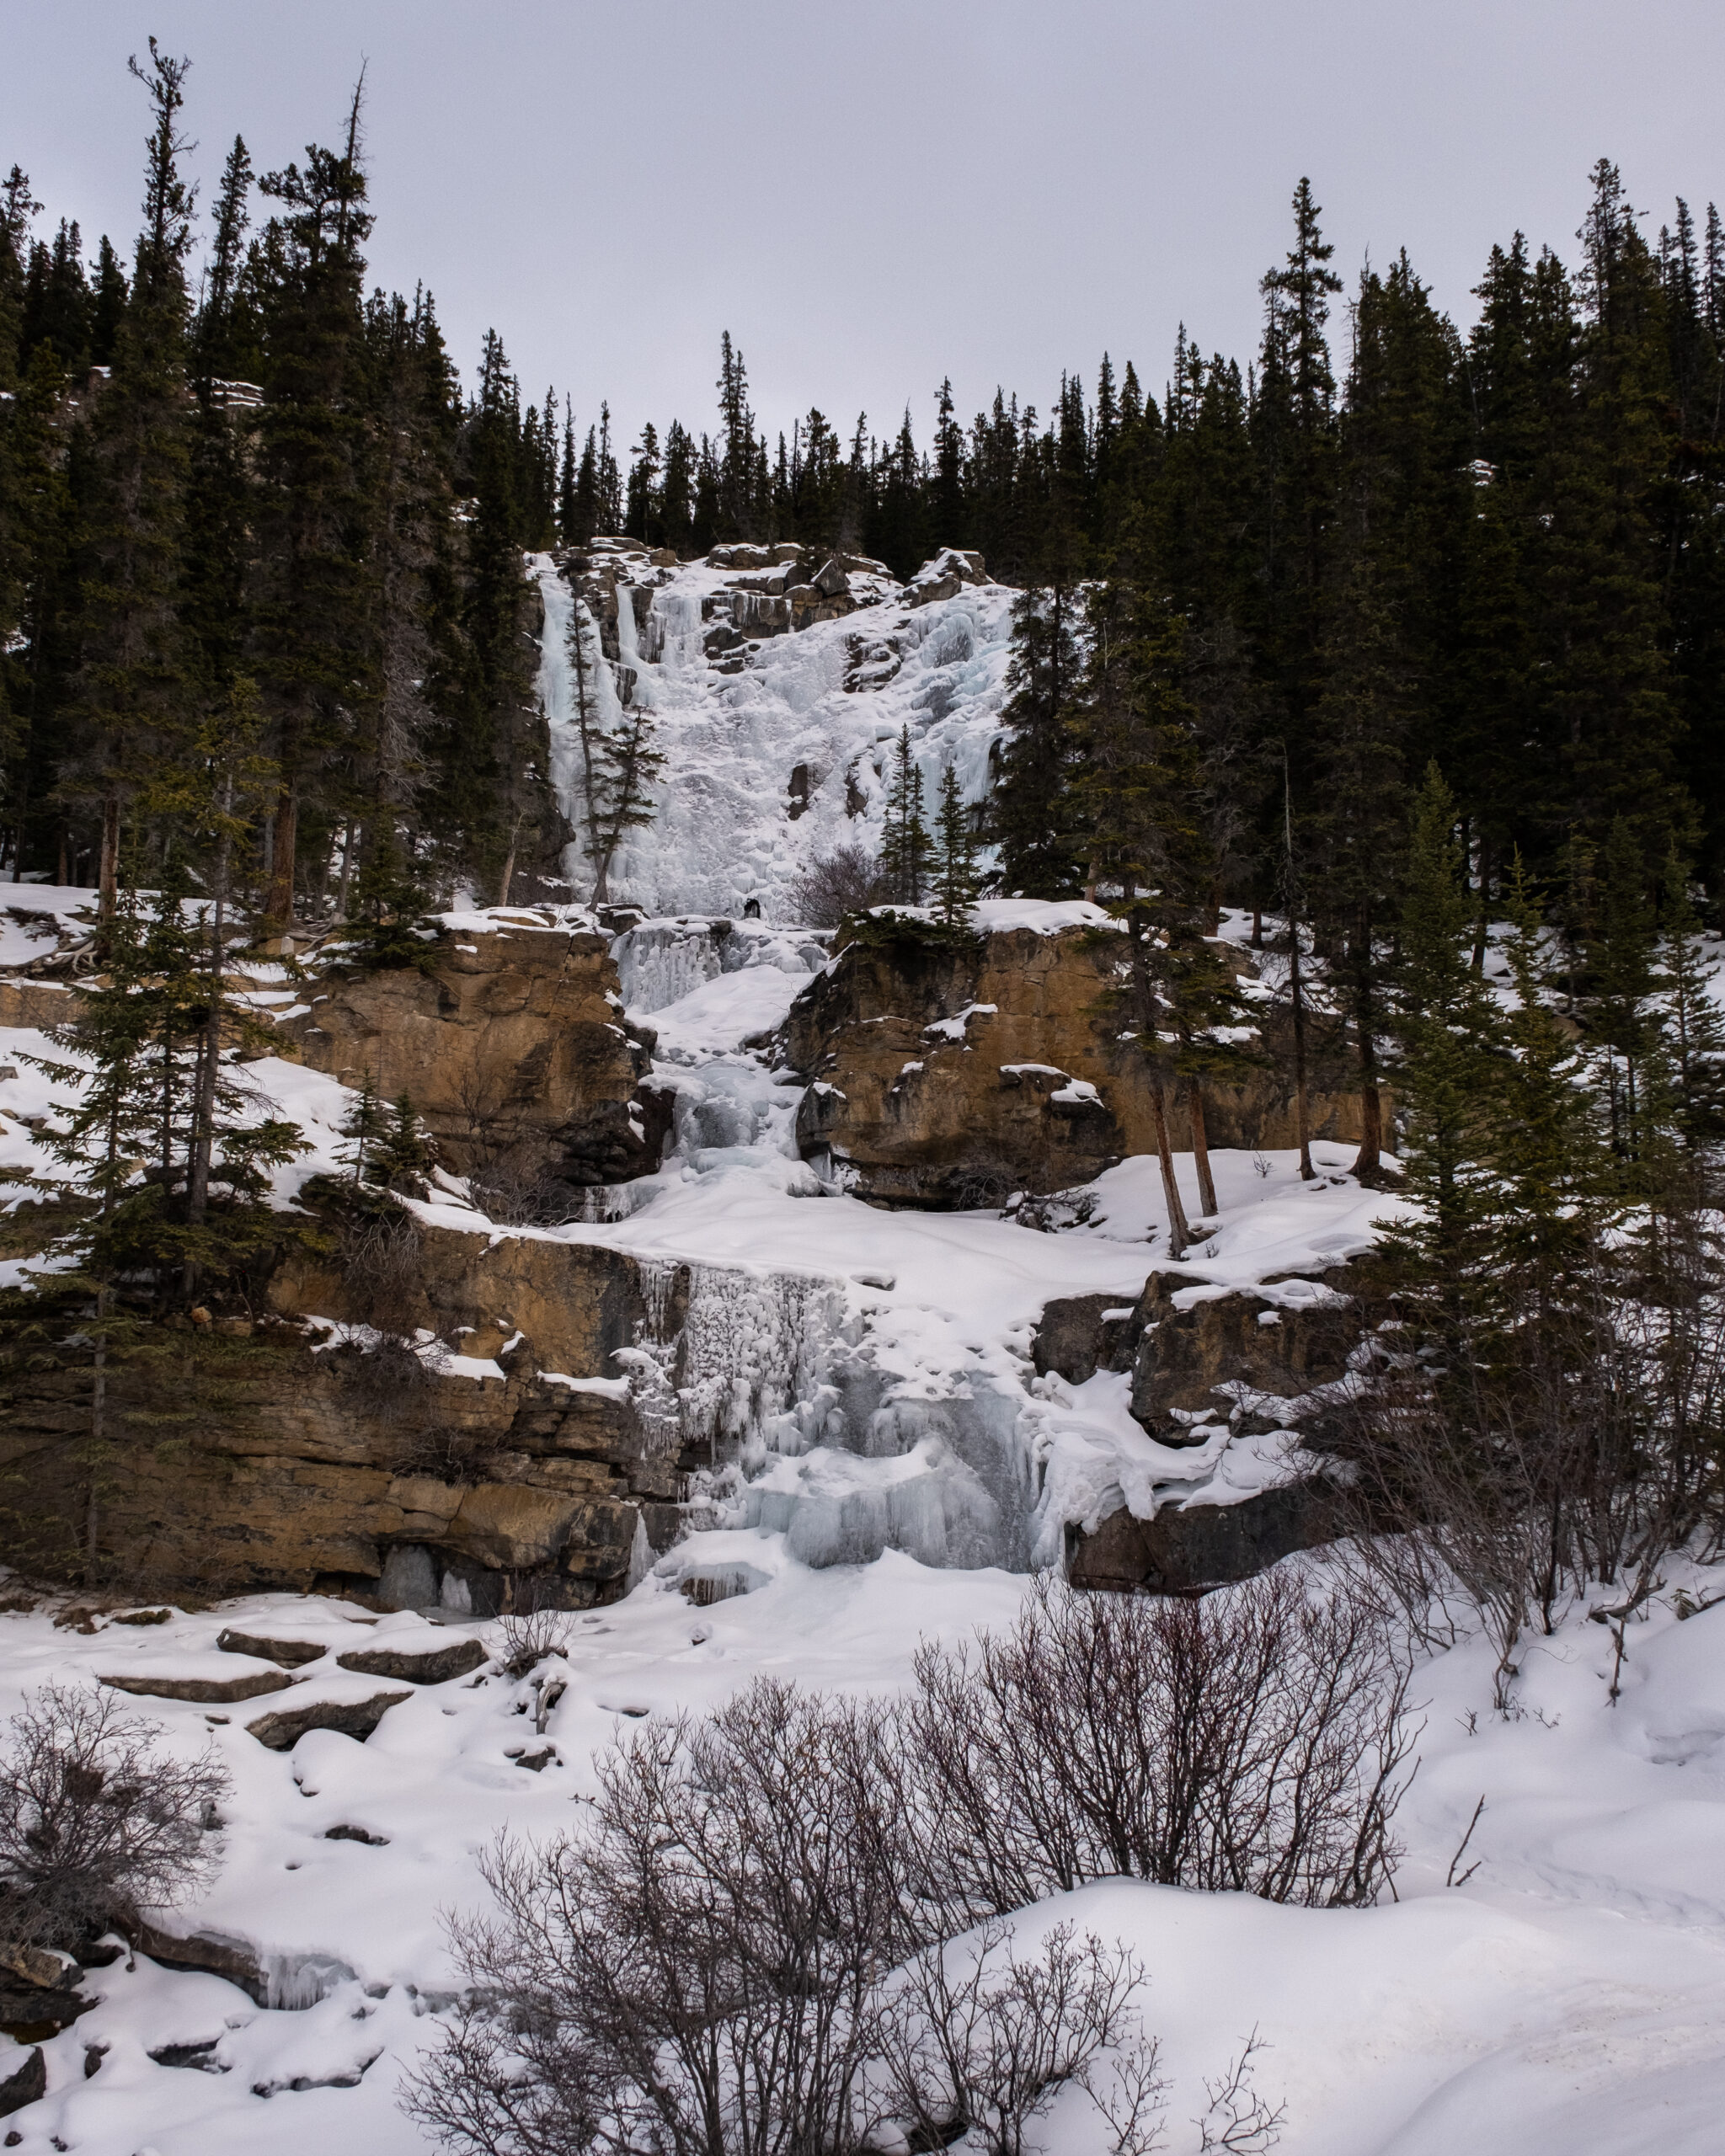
[788,842,884,930]
[877,1920,1167,2156]
[499,1597,573,1679]
[328,1332,436,1434]
[1331,1235,1725,1709]
[1014,1188,1101,1233]
[1193,2031,1285,2154]
[338,1206,428,1336]
[403,1663,1290,2156]
[0,1685,229,1956]
[469,1159,585,1230]
[403,1678,913,2156]
[897,1572,1413,1919]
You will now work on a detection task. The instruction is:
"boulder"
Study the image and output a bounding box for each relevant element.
[216,1629,328,1667]
[1031,1294,1141,1385]
[246,1690,412,1750]
[100,1667,291,1705]
[811,557,850,598]
[1067,1481,1338,1594]
[1128,1272,1354,1437]
[0,2046,45,2118]
[334,1636,488,1684]
[906,547,989,606]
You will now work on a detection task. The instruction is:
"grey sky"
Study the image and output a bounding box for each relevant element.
[5,1,1722,458]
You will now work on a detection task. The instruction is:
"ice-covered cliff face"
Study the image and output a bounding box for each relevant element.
[534,541,1013,917]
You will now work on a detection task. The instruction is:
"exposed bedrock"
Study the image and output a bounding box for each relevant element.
[276,923,652,1187]
[1033,1267,1361,1593]
[784,922,1367,1207]
[3,1231,692,1608]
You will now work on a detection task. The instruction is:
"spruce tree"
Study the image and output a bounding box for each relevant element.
[932,763,980,923]
[71,39,198,918]
[987,540,1081,896]
[250,80,377,935]
[879,725,930,905]
[1066,582,1209,1252]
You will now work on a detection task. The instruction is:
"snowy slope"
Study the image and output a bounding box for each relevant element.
[6,1556,1725,2154]
[536,552,1016,917]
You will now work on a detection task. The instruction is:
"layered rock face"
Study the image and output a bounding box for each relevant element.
[279,921,649,1187]
[784,920,1366,1207]
[2,1231,692,1609]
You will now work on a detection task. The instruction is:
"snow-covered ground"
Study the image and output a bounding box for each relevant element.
[6,1553,1725,2154]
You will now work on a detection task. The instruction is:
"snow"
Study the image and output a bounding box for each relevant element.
[8,1560,1725,2153]
[533,552,1019,920]
[13,560,1725,2146]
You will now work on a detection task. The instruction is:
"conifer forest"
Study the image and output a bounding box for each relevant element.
[3,27,1725,2156]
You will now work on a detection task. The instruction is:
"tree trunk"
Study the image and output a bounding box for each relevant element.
[262,782,296,937]
[336,820,356,919]
[186,796,232,1239]
[1288,922,1315,1182]
[1351,1043,1383,1184]
[1250,905,1263,949]
[1147,1076,1192,1258]
[1188,1076,1219,1218]
[87,1291,110,1585]
[1471,837,1492,976]
[98,794,121,919]
[1349,923,1383,1184]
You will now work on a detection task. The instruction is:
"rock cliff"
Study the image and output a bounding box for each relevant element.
[783,915,1366,1207]
[278,918,652,1188]
[2,1229,692,1610]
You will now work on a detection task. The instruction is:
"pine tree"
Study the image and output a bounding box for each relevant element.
[338,1070,388,1186]
[250,78,377,935]
[987,544,1082,896]
[1306,552,1414,1181]
[1656,849,1725,1149]
[1066,582,1210,1251]
[590,699,665,901]
[1253,177,1343,741]
[195,135,253,382]
[932,763,980,923]
[879,725,931,905]
[1381,764,1506,1306]
[377,1092,437,1196]
[71,39,198,919]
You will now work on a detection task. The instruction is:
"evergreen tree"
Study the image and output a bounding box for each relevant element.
[879,725,931,905]
[932,762,980,923]
[1066,583,1209,1252]
[249,79,377,934]
[69,39,198,918]
[987,542,1082,896]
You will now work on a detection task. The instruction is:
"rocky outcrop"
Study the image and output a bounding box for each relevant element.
[1066,1481,1339,1594]
[276,921,651,1187]
[1125,1271,1357,1438]
[334,1637,487,1684]
[1036,1267,1360,1594]
[785,921,1365,1207]
[1,1229,694,1608]
[101,1668,292,1704]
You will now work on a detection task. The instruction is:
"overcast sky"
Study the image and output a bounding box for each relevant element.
[5,1,1723,455]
